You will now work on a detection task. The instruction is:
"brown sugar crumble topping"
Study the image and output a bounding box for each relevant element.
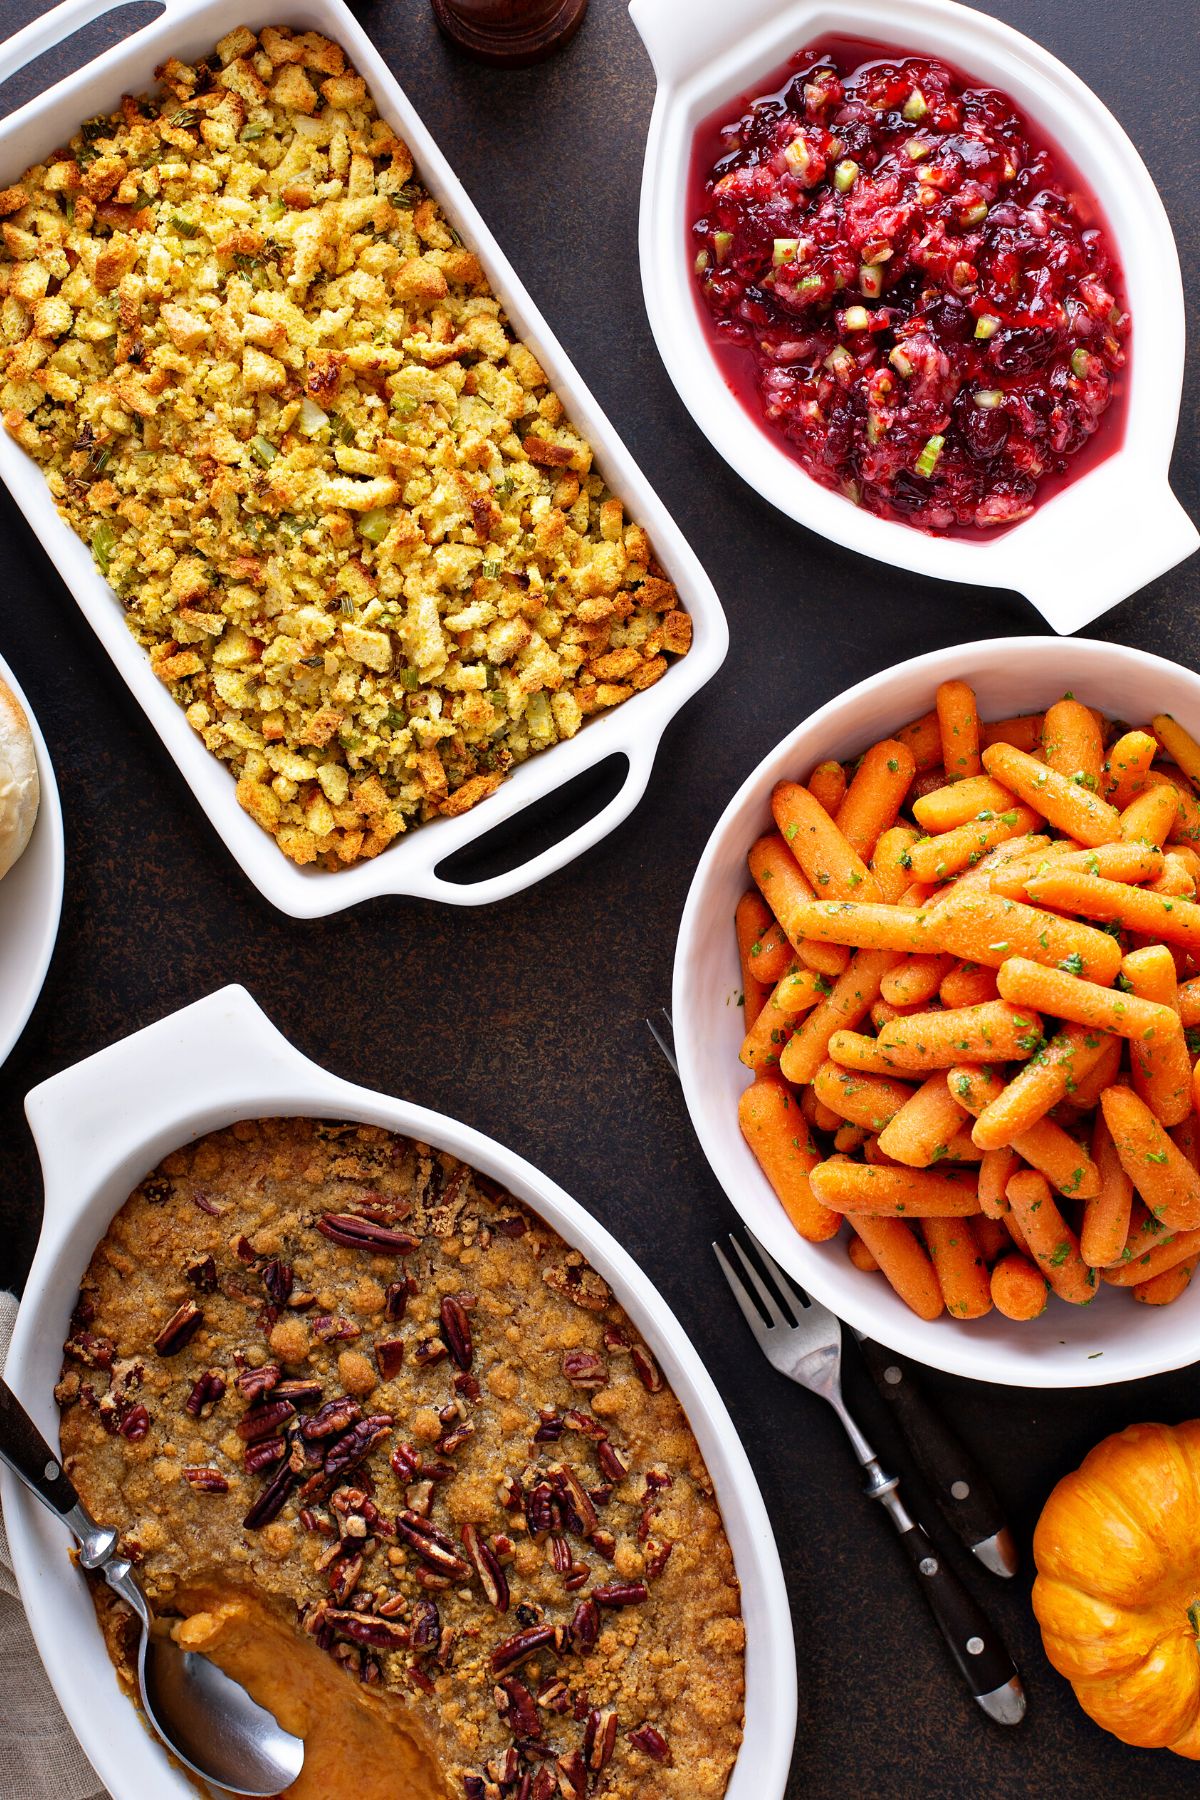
[57,1119,745,1797]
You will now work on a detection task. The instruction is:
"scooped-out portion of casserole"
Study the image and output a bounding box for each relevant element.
[0,27,691,868]
[56,1118,745,1797]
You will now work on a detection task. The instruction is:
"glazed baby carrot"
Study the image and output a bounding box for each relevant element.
[738,1078,840,1242]
[939,962,1000,1008]
[942,1126,982,1163]
[1080,1109,1134,1269]
[925,1216,992,1319]
[979,1147,1019,1219]
[1007,1117,1100,1199]
[880,953,956,1008]
[981,713,1043,754]
[990,1255,1049,1320]
[988,839,1163,900]
[1102,1223,1200,1287]
[779,948,899,1086]
[975,1215,1012,1262]
[936,679,982,780]
[1132,1256,1199,1305]
[808,759,848,815]
[810,1160,980,1215]
[781,899,932,953]
[1061,1031,1123,1111]
[1104,728,1158,807]
[834,1123,869,1154]
[946,1062,1006,1118]
[835,739,916,861]
[871,824,922,904]
[906,805,1043,884]
[772,782,882,903]
[826,1029,902,1075]
[1041,697,1104,792]
[1151,713,1200,786]
[996,957,1182,1043]
[1119,782,1180,848]
[930,832,1052,900]
[1142,769,1200,846]
[911,775,1022,835]
[1150,852,1198,898]
[970,1024,1116,1151]
[847,1231,880,1272]
[812,1061,916,1133]
[845,1214,944,1319]
[748,834,850,979]
[876,1072,970,1168]
[930,889,1122,982]
[736,891,774,1027]
[1004,1169,1096,1304]
[1100,1084,1200,1231]
[875,999,1044,1071]
[802,1087,844,1134]
[1180,976,1200,1026]
[981,741,1123,847]
[740,969,827,1072]
[895,709,943,773]
[1122,944,1192,1126]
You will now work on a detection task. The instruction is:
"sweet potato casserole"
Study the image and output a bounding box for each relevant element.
[56,1119,745,1798]
[0,27,691,868]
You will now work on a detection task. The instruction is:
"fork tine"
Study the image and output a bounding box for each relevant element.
[748,1230,810,1317]
[645,1012,678,1077]
[712,1241,770,1342]
[727,1235,789,1329]
[662,1006,673,1031]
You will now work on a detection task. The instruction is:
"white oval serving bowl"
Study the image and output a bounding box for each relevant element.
[0,651,63,1068]
[675,636,1200,1388]
[0,0,728,917]
[3,985,795,1800]
[630,0,1199,633]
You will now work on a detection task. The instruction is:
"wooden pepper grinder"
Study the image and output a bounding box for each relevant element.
[431,0,588,66]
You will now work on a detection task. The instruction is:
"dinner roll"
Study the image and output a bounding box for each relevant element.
[0,674,38,879]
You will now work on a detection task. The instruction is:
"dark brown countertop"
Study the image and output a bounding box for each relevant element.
[1,1,1198,1794]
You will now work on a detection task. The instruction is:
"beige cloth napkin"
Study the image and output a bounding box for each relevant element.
[0,1291,108,1800]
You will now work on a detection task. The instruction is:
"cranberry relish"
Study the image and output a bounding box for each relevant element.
[690,45,1129,533]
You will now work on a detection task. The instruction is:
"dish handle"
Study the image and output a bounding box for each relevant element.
[628,0,780,88]
[24,986,329,1216]
[395,730,658,906]
[0,0,180,88]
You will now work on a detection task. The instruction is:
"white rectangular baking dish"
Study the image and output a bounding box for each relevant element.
[2,984,796,1799]
[630,0,1199,634]
[0,0,728,916]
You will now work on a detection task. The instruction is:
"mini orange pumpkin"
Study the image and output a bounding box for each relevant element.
[1033,1420,1200,1757]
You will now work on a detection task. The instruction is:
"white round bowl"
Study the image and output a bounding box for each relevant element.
[3,986,794,1800]
[0,652,63,1068]
[674,637,1200,1388]
[631,0,1199,633]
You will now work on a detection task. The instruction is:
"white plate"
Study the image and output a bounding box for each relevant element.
[4,986,796,1800]
[0,653,63,1068]
[674,636,1200,1388]
[630,0,1199,632]
[0,0,727,916]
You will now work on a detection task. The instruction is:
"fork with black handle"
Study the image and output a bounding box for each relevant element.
[646,1008,1017,1579]
[713,1227,1025,1724]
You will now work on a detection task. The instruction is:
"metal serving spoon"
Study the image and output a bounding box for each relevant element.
[0,1376,305,1796]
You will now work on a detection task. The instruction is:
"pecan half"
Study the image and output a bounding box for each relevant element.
[549,1463,597,1539]
[262,1259,294,1306]
[118,1404,150,1441]
[182,1467,228,1493]
[273,1378,323,1406]
[185,1255,218,1293]
[568,1597,599,1651]
[593,1581,648,1608]
[628,1723,669,1763]
[495,1674,542,1739]
[561,1350,607,1390]
[409,1598,440,1650]
[376,1338,405,1381]
[383,1277,416,1321]
[489,1624,560,1675]
[584,1706,618,1773]
[236,1399,296,1442]
[244,1436,286,1473]
[316,1214,418,1255]
[596,1441,629,1482]
[462,1522,509,1612]
[325,1609,409,1650]
[243,1460,298,1529]
[153,1302,203,1357]
[541,1260,610,1313]
[630,1343,663,1393]
[412,1339,448,1368]
[184,1369,226,1418]
[302,1396,362,1441]
[556,1748,587,1800]
[439,1296,473,1370]
[396,1510,470,1580]
[530,1769,556,1800]
[322,1414,392,1483]
[237,1363,280,1402]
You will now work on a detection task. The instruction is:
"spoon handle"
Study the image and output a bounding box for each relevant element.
[0,1376,78,1513]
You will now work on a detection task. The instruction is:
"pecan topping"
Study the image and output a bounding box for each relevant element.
[628,1722,670,1763]
[184,1369,226,1418]
[153,1302,203,1357]
[630,1343,663,1393]
[561,1350,607,1390]
[234,1235,258,1265]
[118,1404,150,1441]
[596,1441,629,1482]
[244,1436,286,1473]
[409,1598,440,1649]
[490,1624,560,1675]
[316,1214,418,1255]
[584,1706,618,1772]
[237,1363,280,1401]
[548,1462,597,1539]
[390,1440,420,1480]
[185,1255,218,1293]
[491,1214,527,1237]
[437,1422,474,1456]
[537,1678,570,1714]
[495,1674,542,1739]
[593,1581,648,1608]
[243,1460,298,1529]
[568,1597,599,1651]
[182,1467,228,1493]
[541,1260,610,1312]
[325,1609,409,1650]
[236,1399,296,1442]
[556,1748,587,1799]
[383,1278,415,1321]
[530,1770,556,1800]
[375,1337,405,1381]
[262,1259,293,1307]
[302,1396,362,1440]
[322,1415,392,1483]
[462,1522,509,1612]
[412,1339,448,1368]
[396,1510,470,1580]
[533,1410,564,1443]
[327,1551,364,1604]
[438,1296,473,1370]
[273,1378,323,1405]
[64,1331,115,1370]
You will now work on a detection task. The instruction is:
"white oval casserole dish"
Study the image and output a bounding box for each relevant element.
[630,0,1199,633]
[0,0,728,916]
[674,636,1200,1388]
[2,985,795,1799]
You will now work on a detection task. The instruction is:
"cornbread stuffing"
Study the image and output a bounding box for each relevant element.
[0,27,692,868]
[58,1120,745,1797]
